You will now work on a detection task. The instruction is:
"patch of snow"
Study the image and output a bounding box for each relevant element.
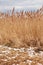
[13,48,20,51]
[26,47,35,57]
[20,48,25,52]
[8,47,12,50]
[2,50,10,53]
[27,60,32,65]
[39,51,43,57]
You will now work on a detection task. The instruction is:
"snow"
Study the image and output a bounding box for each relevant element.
[0,45,43,65]
[26,47,35,57]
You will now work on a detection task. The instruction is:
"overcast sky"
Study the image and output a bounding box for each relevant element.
[0,0,43,12]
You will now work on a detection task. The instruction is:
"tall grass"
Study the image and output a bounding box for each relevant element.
[0,7,43,48]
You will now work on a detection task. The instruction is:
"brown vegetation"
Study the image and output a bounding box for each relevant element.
[0,7,43,48]
[0,6,43,65]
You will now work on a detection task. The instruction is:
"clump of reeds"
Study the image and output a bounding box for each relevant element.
[0,6,43,48]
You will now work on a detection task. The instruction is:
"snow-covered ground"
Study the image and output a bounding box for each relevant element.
[0,45,43,65]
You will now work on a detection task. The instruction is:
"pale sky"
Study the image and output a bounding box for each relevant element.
[0,0,43,12]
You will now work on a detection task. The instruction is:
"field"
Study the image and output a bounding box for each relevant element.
[0,7,43,65]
